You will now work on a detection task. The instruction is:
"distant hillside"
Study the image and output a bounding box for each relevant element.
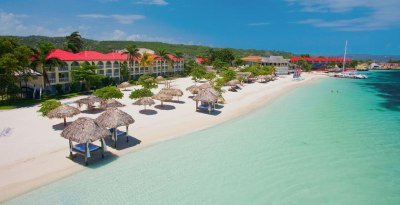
[3,35,293,59]
[346,54,400,62]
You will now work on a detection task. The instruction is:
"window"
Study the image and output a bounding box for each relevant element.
[71,61,79,68]
[106,69,112,77]
[114,69,119,77]
[58,73,69,82]
[113,61,119,68]
[106,61,112,69]
[97,61,104,69]
[48,73,56,83]
[58,63,68,71]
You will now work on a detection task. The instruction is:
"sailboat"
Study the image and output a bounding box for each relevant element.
[335,41,368,79]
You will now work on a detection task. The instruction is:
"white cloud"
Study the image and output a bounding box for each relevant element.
[133,0,168,6]
[0,11,86,36]
[101,29,177,43]
[78,14,145,24]
[288,0,400,31]
[248,22,270,26]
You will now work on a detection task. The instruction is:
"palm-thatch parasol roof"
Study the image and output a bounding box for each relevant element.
[198,83,212,90]
[47,104,81,126]
[75,96,102,106]
[186,85,200,94]
[207,88,221,97]
[118,81,131,89]
[266,74,274,80]
[156,76,165,82]
[152,93,173,101]
[61,117,111,143]
[133,97,155,109]
[100,99,125,109]
[96,108,134,128]
[193,89,218,102]
[160,88,183,97]
[152,93,173,106]
[226,79,240,86]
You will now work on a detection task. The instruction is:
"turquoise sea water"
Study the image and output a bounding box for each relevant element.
[5,71,400,205]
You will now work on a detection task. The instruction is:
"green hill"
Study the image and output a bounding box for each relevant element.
[2,35,293,58]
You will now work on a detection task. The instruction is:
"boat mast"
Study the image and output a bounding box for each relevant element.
[342,40,347,72]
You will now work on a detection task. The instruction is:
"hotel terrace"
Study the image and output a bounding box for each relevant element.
[31,49,184,93]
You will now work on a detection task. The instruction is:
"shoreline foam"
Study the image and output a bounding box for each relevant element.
[0,73,326,201]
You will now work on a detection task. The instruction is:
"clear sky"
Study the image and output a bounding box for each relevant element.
[0,0,399,55]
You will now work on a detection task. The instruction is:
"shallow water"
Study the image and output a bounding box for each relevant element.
[5,71,400,205]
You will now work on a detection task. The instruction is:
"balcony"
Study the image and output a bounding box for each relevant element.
[49,78,56,84]
[59,77,69,82]
[58,66,69,72]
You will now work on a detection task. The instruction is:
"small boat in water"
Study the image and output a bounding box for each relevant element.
[331,41,368,79]
[334,71,368,79]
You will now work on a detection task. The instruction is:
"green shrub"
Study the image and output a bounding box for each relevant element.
[138,74,157,89]
[129,88,153,99]
[38,99,61,116]
[94,86,123,99]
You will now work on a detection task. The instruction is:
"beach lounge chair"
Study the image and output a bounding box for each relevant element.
[69,140,107,166]
[108,128,129,148]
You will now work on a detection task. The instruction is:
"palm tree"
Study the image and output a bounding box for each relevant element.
[175,51,184,59]
[66,31,83,53]
[140,52,155,68]
[124,44,141,78]
[156,49,169,60]
[31,42,61,89]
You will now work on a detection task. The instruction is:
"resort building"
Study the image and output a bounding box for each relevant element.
[32,49,184,93]
[380,63,400,69]
[241,55,294,75]
[260,56,295,75]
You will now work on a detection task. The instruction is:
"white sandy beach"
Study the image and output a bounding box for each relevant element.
[0,73,325,201]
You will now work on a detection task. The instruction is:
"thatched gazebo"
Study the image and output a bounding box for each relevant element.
[75,96,102,110]
[236,72,252,83]
[117,82,132,91]
[133,97,155,110]
[193,89,218,113]
[47,104,81,126]
[208,87,221,97]
[152,93,173,107]
[186,85,200,95]
[61,117,111,165]
[96,108,134,148]
[160,88,183,101]
[198,82,212,90]
[100,99,125,109]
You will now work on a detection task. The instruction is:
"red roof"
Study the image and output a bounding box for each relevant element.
[196,57,207,64]
[46,49,182,62]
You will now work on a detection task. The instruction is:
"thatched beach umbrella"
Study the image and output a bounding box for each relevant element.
[186,85,200,95]
[96,108,134,148]
[160,88,184,101]
[156,76,165,83]
[117,82,131,91]
[152,93,173,107]
[266,74,274,81]
[133,97,155,110]
[100,99,125,109]
[198,82,212,90]
[47,104,80,126]
[61,117,111,165]
[226,79,240,86]
[75,96,102,109]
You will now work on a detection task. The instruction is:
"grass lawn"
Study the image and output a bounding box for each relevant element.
[0,92,86,110]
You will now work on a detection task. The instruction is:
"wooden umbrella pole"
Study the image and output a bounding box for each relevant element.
[64,117,67,126]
